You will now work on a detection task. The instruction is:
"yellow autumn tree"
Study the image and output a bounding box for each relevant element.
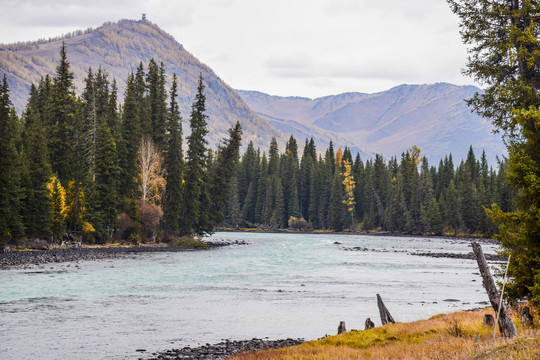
[341,159,356,229]
[47,175,66,241]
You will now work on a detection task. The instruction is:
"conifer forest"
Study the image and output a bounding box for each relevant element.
[0,44,515,246]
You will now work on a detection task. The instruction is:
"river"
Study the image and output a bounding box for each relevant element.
[0,232,500,359]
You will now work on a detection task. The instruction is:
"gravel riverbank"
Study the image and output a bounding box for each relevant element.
[144,338,304,360]
[0,240,248,269]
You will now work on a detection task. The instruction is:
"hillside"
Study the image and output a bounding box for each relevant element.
[0,19,286,151]
[238,84,506,163]
[0,19,504,162]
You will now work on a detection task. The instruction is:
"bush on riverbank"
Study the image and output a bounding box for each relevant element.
[229,308,539,360]
[168,236,209,250]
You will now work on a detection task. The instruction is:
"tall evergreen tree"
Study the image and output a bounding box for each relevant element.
[183,75,211,235]
[118,74,142,200]
[163,74,184,235]
[21,95,53,239]
[146,59,168,148]
[208,122,243,225]
[0,76,24,243]
[47,42,78,184]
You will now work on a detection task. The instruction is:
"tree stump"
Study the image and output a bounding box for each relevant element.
[483,314,495,327]
[521,306,534,327]
[365,317,375,330]
[338,321,346,334]
[377,294,396,325]
[471,242,517,338]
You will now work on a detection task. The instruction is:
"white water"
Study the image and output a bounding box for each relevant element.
[0,232,499,359]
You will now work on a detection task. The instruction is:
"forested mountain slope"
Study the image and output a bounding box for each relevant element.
[0,19,286,150]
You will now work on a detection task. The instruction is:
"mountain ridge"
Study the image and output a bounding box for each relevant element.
[237,83,505,164]
[0,19,287,151]
[1,19,504,163]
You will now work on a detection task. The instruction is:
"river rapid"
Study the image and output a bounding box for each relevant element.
[0,232,500,359]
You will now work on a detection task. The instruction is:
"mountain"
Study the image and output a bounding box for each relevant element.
[237,83,505,164]
[0,19,504,163]
[0,19,286,150]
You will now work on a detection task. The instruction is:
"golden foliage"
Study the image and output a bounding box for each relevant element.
[341,159,356,213]
[229,309,540,360]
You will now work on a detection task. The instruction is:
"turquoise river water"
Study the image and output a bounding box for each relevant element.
[0,232,500,359]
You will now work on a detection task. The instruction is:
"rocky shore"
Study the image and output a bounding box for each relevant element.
[0,240,249,269]
[144,338,304,360]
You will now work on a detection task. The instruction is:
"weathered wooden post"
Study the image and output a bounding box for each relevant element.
[471,242,516,338]
[365,317,375,330]
[521,306,534,327]
[377,294,396,325]
[338,321,346,334]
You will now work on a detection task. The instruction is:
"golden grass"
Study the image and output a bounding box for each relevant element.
[230,309,539,360]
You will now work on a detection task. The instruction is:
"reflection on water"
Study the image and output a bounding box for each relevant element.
[0,232,499,360]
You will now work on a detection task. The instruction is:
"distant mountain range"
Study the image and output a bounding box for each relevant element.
[238,83,505,164]
[0,19,504,163]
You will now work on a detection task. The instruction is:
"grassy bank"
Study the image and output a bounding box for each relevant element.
[230,308,539,360]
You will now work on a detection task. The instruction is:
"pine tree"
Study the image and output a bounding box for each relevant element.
[208,122,243,225]
[21,105,53,239]
[227,176,242,228]
[329,169,346,231]
[146,59,167,148]
[163,74,184,235]
[118,74,142,200]
[183,75,211,236]
[0,76,24,243]
[90,120,120,239]
[47,42,78,184]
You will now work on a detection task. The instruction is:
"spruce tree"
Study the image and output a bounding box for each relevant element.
[183,75,211,236]
[0,76,24,243]
[163,74,184,235]
[208,122,243,225]
[90,120,120,239]
[118,74,142,200]
[146,59,167,148]
[329,169,345,231]
[21,104,53,239]
[47,42,78,184]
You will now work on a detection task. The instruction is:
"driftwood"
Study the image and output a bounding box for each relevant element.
[521,306,534,327]
[471,242,517,338]
[377,294,395,325]
[483,314,495,327]
[337,321,346,334]
[365,318,375,330]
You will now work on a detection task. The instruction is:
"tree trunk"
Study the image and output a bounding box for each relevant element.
[337,321,346,334]
[471,242,517,338]
[377,294,395,325]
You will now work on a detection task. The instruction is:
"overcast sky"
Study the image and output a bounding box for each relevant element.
[1,0,473,98]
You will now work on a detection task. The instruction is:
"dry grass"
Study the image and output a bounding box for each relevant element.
[229,309,539,360]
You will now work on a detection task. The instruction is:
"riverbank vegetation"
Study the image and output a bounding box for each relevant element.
[230,308,539,360]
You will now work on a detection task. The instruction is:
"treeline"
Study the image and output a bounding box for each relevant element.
[225,140,514,236]
[0,43,242,246]
[0,28,94,51]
